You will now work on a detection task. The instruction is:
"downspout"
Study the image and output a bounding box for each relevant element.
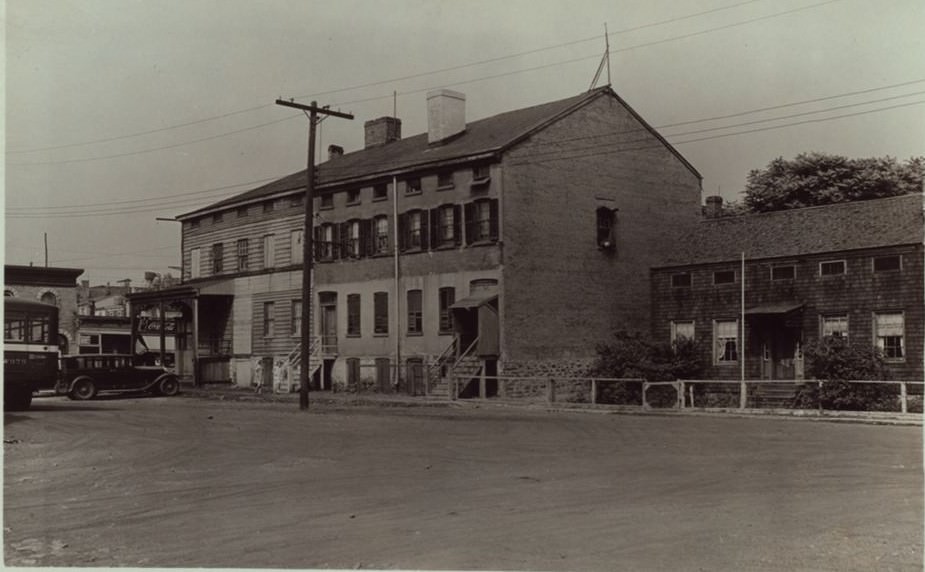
[392,175,401,389]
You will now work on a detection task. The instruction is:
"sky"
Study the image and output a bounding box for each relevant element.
[4,0,924,286]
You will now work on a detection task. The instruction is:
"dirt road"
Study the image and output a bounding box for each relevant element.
[4,396,922,570]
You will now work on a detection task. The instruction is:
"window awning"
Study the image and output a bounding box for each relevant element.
[450,293,498,310]
[745,302,803,316]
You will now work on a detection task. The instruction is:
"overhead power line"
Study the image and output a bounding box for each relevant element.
[9,95,922,219]
[7,0,839,163]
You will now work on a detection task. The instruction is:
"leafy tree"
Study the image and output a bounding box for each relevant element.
[743,152,923,213]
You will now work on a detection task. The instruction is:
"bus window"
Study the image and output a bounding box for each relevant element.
[5,316,26,342]
[29,315,49,344]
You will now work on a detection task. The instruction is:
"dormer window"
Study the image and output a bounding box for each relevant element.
[346,189,361,205]
[373,184,388,200]
[470,165,490,188]
[437,171,455,190]
[405,178,422,195]
[596,207,616,251]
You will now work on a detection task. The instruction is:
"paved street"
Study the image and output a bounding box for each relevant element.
[4,395,922,570]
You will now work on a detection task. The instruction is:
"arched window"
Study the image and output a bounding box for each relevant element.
[40,292,58,306]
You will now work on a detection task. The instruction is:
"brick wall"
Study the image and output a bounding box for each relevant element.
[500,93,702,362]
[651,245,924,380]
[6,283,81,352]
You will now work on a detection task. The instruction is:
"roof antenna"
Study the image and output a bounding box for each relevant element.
[588,23,611,91]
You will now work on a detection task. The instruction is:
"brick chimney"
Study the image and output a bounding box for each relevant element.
[427,89,466,144]
[704,195,724,218]
[328,144,344,160]
[364,117,401,148]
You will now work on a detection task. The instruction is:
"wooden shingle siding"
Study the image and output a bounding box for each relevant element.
[651,245,924,380]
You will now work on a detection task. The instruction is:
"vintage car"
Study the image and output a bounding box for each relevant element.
[57,354,180,400]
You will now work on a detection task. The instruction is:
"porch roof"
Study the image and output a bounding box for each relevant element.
[126,277,234,304]
[450,293,498,310]
[744,302,804,316]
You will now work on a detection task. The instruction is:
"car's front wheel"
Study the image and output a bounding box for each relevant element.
[157,376,180,397]
[70,379,97,401]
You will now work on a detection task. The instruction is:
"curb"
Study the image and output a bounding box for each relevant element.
[178,386,922,426]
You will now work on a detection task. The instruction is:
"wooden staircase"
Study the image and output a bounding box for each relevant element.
[428,338,481,399]
[750,382,799,408]
[278,336,323,393]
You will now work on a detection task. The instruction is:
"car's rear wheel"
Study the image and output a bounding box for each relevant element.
[158,376,180,397]
[70,379,97,401]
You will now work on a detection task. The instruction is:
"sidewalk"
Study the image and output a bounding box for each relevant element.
[179,383,923,425]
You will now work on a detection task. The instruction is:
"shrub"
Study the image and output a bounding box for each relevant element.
[795,337,896,411]
[591,331,705,406]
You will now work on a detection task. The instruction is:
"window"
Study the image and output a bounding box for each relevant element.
[190,247,201,279]
[263,302,275,338]
[671,320,695,343]
[437,171,455,189]
[874,312,904,360]
[320,194,333,209]
[405,177,422,195]
[291,300,302,336]
[439,287,456,334]
[262,235,275,269]
[873,255,901,272]
[373,216,390,254]
[346,189,361,205]
[316,224,336,260]
[190,218,200,229]
[407,290,422,335]
[213,212,223,224]
[374,292,389,335]
[347,294,361,337]
[671,273,691,288]
[39,292,57,307]
[263,200,274,213]
[471,165,490,187]
[433,204,460,247]
[464,199,498,243]
[290,229,303,265]
[237,206,248,218]
[596,207,616,250]
[713,270,735,285]
[346,358,360,388]
[211,243,224,274]
[713,320,738,364]
[290,194,304,208]
[771,265,795,280]
[373,184,388,200]
[821,315,848,339]
[343,220,361,258]
[820,260,846,276]
[375,358,391,391]
[236,238,249,271]
[408,211,423,250]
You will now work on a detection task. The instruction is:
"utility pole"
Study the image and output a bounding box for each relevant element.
[275,99,353,410]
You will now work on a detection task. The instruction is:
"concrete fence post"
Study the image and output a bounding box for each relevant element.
[677,381,684,410]
[642,382,650,410]
[591,379,597,405]
[900,382,908,414]
[547,378,556,404]
[739,381,747,409]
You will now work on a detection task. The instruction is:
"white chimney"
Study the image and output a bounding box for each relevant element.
[427,89,466,144]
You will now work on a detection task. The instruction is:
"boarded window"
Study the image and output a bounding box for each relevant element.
[190,247,201,279]
[262,235,275,269]
[713,270,735,285]
[347,294,361,337]
[290,229,304,265]
[873,255,901,272]
[407,290,422,335]
[439,287,455,334]
[671,273,691,288]
[374,292,389,335]
[291,300,302,337]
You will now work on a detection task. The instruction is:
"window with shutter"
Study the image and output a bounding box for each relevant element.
[374,292,389,335]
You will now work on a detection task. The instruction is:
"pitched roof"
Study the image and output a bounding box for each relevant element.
[178,87,699,219]
[657,193,924,267]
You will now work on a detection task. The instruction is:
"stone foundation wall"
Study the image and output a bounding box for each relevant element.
[499,359,595,403]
